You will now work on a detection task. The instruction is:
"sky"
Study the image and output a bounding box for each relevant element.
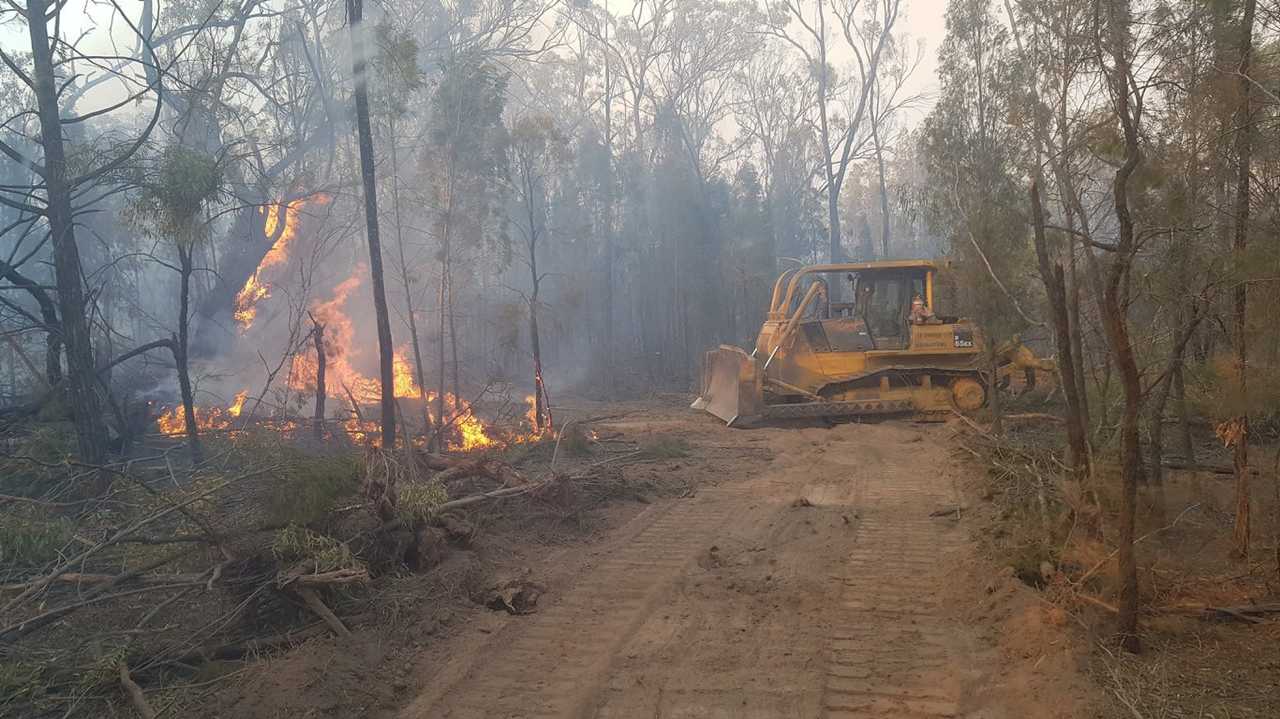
[0,0,951,127]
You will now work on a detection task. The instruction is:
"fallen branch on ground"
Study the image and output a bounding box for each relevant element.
[295,587,351,638]
[277,566,370,588]
[1003,413,1065,423]
[118,661,157,719]
[1161,461,1261,476]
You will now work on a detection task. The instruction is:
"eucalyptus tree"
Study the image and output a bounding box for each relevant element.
[762,0,904,261]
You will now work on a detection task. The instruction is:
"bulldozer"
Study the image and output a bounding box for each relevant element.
[692,259,1051,426]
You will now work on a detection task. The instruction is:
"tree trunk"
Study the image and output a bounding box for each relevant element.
[1174,362,1194,463]
[347,0,396,449]
[448,277,461,414]
[436,260,448,444]
[602,36,615,393]
[388,115,434,440]
[528,240,551,432]
[987,345,1002,436]
[313,321,326,440]
[176,246,202,464]
[1102,0,1144,653]
[1029,182,1088,477]
[1065,214,1090,437]
[872,118,891,258]
[27,0,108,469]
[1230,0,1256,560]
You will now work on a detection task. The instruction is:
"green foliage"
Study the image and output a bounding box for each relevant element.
[920,0,1037,342]
[266,457,360,526]
[0,508,74,568]
[396,480,448,523]
[272,525,358,572]
[426,53,511,261]
[124,144,224,246]
[231,434,360,526]
[372,20,423,117]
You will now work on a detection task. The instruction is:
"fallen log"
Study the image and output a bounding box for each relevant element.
[1164,602,1280,623]
[416,452,528,486]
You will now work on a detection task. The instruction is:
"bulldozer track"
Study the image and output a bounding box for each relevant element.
[404,421,975,719]
[412,491,741,718]
[823,445,965,718]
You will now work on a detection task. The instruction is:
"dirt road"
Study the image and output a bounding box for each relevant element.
[401,415,997,718]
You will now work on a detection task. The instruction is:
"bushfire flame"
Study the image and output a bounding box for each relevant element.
[156,404,236,436]
[234,196,330,329]
[285,269,421,404]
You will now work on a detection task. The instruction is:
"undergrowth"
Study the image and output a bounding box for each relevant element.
[229,432,362,526]
[0,507,75,569]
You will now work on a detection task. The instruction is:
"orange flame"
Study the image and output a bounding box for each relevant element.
[234,196,330,329]
[228,391,247,418]
[156,404,237,436]
[286,269,421,404]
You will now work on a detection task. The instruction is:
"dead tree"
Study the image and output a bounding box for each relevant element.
[312,318,326,440]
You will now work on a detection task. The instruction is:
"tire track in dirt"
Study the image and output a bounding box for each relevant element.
[405,488,745,719]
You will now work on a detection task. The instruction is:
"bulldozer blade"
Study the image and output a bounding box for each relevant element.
[692,345,762,426]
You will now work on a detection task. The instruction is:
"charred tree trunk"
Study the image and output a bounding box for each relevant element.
[313,321,326,440]
[525,230,550,433]
[347,0,396,448]
[1230,0,1256,560]
[27,0,108,467]
[175,245,202,464]
[1029,182,1088,477]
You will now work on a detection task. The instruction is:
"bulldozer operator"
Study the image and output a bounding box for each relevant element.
[909,293,938,325]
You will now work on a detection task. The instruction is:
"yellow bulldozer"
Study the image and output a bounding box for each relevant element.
[692,259,1053,426]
